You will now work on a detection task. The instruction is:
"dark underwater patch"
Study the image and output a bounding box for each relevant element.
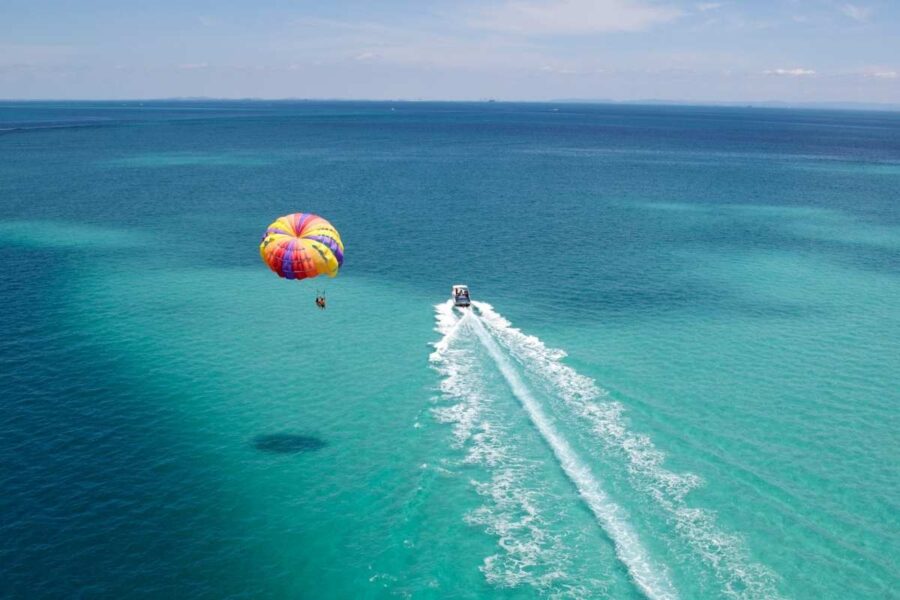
[252,433,327,454]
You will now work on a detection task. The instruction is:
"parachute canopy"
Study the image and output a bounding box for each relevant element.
[259,213,344,281]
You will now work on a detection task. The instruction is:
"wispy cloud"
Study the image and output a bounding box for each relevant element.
[539,64,580,75]
[696,2,723,12]
[472,0,682,34]
[284,16,545,71]
[870,71,897,79]
[764,68,816,77]
[178,62,209,70]
[840,4,872,22]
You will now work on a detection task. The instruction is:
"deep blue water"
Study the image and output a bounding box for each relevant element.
[1,101,898,599]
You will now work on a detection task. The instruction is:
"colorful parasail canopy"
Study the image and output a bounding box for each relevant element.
[259,213,344,280]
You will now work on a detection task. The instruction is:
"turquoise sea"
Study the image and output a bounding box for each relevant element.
[1,101,898,599]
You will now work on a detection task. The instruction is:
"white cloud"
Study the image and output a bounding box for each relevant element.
[696,2,723,12]
[764,68,815,77]
[178,62,209,70]
[472,0,682,34]
[354,51,377,61]
[840,4,872,22]
[857,66,898,80]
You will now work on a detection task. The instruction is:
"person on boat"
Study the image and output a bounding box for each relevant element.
[315,295,326,309]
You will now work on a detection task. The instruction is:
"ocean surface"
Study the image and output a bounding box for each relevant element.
[1,100,898,599]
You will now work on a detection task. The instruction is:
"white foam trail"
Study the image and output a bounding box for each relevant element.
[473,301,783,599]
[468,314,678,600]
[430,302,570,592]
[466,466,567,590]
[430,300,469,361]
[431,302,480,444]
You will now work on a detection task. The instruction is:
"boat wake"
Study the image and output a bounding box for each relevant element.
[432,301,675,600]
[431,300,782,600]
[432,304,576,592]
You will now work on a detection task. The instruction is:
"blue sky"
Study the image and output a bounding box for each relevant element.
[2,0,898,102]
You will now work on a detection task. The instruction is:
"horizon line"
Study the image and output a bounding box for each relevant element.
[2,97,899,113]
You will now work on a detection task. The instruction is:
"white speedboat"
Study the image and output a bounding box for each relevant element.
[452,284,471,307]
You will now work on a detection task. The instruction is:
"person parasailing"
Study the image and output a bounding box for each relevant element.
[259,212,344,312]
